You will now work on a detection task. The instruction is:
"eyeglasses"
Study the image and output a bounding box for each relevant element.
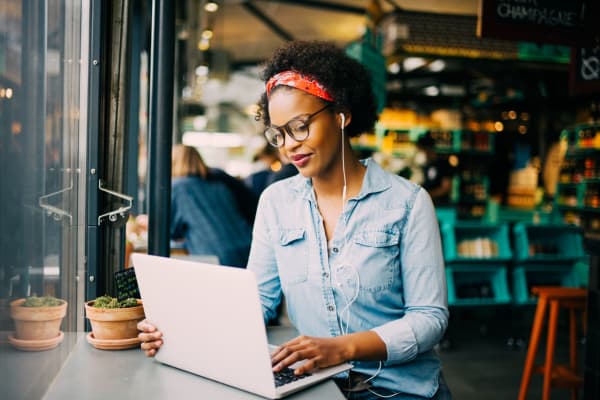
[264,104,331,148]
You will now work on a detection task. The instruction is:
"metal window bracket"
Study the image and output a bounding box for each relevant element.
[39,181,73,224]
[97,179,133,226]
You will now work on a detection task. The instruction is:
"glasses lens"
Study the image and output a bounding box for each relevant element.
[287,120,310,142]
[264,127,284,147]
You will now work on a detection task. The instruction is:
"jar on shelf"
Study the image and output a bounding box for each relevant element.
[562,211,581,226]
[585,157,596,179]
[585,184,600,209]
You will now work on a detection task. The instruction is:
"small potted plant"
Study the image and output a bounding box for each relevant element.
[9,295,68,351]
[85,295,144,350]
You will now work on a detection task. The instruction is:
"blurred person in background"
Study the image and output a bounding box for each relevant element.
[169,144,257,267]
[245,143,298,197]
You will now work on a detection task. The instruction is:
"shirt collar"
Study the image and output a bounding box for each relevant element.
[288,158,392,201]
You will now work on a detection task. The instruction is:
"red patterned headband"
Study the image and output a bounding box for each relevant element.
[266,70,334,102]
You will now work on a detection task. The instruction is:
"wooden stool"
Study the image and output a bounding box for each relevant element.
[518,286,587,400]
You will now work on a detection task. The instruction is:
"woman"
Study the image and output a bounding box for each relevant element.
[140,41,450,399]
[170,144,256,268]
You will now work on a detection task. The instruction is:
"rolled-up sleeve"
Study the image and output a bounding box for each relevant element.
[372,188,449,364]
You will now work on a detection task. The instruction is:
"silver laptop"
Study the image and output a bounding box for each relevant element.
[132,253,352,399]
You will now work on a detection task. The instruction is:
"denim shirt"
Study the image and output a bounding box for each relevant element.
[247,159,449,398]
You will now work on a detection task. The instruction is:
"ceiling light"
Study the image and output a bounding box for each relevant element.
[195,65,209,76]
[198,38,210,51]
[177,29,189,40]
[440,85,465,96]
[204,1,219,12]
[183,131,245,148]
[201,29,213,40]
[494,121,504,132]
[428,60,446,72]
[387,62,400,74]
[403,57,426,72]
[424,86,439,96]
[6,88,13,99]
[448,155,459,167]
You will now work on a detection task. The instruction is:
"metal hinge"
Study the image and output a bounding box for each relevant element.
[97,180,133,226]
[39,172,74,224]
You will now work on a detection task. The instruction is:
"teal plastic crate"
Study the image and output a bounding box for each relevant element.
[441,223,512,262]
[512,265,580,305]
[436,207,457,226]
[496,206,553,224]
[512,223,584,263]
[446,264,511,306]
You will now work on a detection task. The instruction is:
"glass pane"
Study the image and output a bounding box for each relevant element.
[0,1,88,398]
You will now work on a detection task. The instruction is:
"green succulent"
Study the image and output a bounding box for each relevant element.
[92,295,139,309]
[21,296,64,307]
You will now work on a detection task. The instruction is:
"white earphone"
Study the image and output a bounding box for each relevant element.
[340,112,347,203]
[335,110,393,396]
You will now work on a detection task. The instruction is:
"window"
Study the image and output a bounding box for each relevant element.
[0,1,89,397]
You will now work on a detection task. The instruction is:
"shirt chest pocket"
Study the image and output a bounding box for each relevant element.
[353,229,400,292]
[276,228,309,286]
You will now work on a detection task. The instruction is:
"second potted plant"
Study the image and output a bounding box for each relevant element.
[85,295,144,350]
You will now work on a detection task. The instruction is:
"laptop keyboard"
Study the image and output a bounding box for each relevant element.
[274,367,312,387]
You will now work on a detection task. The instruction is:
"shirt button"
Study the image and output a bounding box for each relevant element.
[327,305,334,312]
[332,247,339,253]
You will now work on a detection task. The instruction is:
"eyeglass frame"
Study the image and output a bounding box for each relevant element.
[264,103,332,148]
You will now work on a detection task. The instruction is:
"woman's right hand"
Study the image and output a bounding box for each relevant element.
[137,319,163,357]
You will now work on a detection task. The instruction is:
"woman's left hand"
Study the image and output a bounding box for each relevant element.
[271,335,352,375]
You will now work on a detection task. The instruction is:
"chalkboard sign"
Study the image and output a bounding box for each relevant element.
[478,0,598,46]
[114,268,141,301]
[570,44,600,95]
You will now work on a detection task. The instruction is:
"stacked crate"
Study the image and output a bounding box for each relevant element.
[511,223,584,304]
[441,222,512,305]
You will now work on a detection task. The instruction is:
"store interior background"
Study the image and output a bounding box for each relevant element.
[142,2,599,399]
[0,1,598,399]
[165,0,594,226]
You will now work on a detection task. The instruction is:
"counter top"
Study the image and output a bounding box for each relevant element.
[41,327,345,400]
[0,331,79,400]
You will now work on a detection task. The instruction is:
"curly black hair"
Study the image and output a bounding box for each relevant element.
[256,40,378,138]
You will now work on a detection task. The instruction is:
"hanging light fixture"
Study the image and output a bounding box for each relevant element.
[198,39,210,51]
[201,29,213,40]
[204,1,218,13]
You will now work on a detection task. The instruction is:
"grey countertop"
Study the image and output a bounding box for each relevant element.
[35,327,344,400]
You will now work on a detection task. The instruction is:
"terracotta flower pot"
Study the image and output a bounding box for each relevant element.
[84,300,145,340]
[10,298,68,341]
